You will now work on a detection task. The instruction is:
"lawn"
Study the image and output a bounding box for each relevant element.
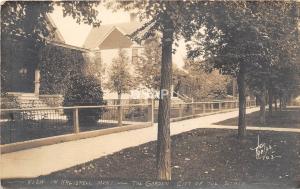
[41,128,300,188]
[215,107,300,128]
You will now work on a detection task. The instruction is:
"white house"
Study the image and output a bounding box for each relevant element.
[82,15,154,100]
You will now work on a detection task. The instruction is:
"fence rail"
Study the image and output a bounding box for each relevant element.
[1,100,256,147]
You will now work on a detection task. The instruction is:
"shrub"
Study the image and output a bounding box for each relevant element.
[39,44,86,95]
[63,75,106,126]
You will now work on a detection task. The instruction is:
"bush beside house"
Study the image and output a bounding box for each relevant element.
[63,75,106,126]
[39,44,86,95]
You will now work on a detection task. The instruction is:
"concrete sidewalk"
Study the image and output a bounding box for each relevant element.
[1,107,299,179]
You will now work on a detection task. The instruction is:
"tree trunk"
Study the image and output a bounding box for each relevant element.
[279,96,282,111]
[156,15,174,181]
[274,97,278,111]
[259,83,266,124]
[237,63,246,139]
[117,93,122,126]
[268,88,273,115]
[232,78,237,97]
[282,96,286,108]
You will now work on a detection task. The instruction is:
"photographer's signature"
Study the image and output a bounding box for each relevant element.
[250,135,281,160]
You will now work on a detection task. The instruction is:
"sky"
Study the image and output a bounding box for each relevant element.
[49,5,187,68]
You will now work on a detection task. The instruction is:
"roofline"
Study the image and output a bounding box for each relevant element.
[45,13,66,43]
[46,40,91,53]
[115,25,131,36]
[84,25,136,50]
[93,26,118,50]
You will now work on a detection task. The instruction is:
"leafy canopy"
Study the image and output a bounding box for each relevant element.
[105,49,135,96]
[1,1,101,45]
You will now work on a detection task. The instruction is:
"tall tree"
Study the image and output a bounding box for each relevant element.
[246,67,268,124]
[105,49,134,126]
[186,1,299,138]
[247,2,299,117]
[107,1,202,180]
[105,49,134,103]
[187,2,264,138]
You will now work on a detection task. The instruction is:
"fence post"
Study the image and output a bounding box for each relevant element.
[34,69,40,95]
[192,102,195,116]
[118,105,123,127]
[203,103,206,113]
[178,103,183,118]
[148,98,154,125]
[211,103,214,111]
[73,108,80,133]
[219,102,222,111]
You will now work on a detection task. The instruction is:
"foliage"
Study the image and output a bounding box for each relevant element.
[39,44,86,95]
[63,75,106,125]
[107,1,202,44]
[1,1,101,45]
[134,36,161,91]
[1,1,101,94]
[179,60,231,100]
[83,51,104,83]
[135,36,231,100]
[108,1,206,179]
[187,1,299,92]
[105,49,135,98]
[187,2,264,75]
[185,1,299,135]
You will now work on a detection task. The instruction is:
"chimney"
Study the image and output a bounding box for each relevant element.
[130,13,137,22]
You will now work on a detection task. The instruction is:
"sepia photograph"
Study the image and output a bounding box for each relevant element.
[0,0,300,188]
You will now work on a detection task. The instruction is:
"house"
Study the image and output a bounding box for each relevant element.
[82,15,188,102]
[2,14,67,95]
[1,14,91,108]
[82,15,150,99]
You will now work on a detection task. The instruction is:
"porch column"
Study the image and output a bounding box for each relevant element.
[34,69,40,95]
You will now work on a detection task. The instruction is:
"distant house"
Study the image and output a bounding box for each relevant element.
[82,15,188,101]
[83,16,142,69]
[83,15,148,99]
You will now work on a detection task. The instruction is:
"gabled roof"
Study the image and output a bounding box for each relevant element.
[45,14,65,43]
[83,22,142,50]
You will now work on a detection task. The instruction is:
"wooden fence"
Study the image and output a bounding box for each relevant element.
[0,100,256,153]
